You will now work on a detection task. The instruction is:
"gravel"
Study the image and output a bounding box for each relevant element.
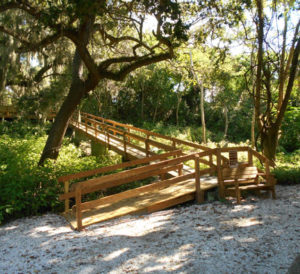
[0,184,299,274]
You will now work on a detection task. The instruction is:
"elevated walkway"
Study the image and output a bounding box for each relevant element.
[59,112,275,230]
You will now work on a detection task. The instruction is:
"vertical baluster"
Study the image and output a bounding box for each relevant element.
[195,155,203,203]
[75,186,83,231]
[64,181,70,213]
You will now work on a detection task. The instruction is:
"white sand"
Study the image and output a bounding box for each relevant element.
[0,184,299,274]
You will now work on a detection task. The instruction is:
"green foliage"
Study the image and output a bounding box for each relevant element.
[0,121,118,224]
[272,151,300,185]
[279,107,300,152]
[0,119,51,138]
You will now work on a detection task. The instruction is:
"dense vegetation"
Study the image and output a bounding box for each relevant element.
[0,119,298,224]
[0,1,299,223]
[0,120,120,224]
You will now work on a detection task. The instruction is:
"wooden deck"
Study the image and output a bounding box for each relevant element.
[63,177,217,230]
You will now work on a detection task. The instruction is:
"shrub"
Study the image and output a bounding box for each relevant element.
[0,123,119,224]
[272,150,300,185]
[279,106,300,152]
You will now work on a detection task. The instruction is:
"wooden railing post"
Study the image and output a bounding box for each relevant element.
[209,154,213,176]
[172,139,176,149]
[75,186,83,231]
[145,134,150,157]
[127,128,131,143]
[195,155,204,203]
[216,148,225,198]
[178,163,183,176]
[123,132,127,158]
[107,129,110,149]
[64,181,70,213]
[248,148,253,166]
[93,122,97,137]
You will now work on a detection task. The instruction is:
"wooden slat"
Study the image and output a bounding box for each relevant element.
[74,153,196,191]
[59,163,184,200]
[80,173,195,211]
[58,150,182,183]
[147,193,195,213]
[63,178,218,229]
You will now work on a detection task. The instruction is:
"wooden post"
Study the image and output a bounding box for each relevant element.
[209,154,213,176]
[265,159,270,182]
[64,181,70,213]
[123,132,127,159]
[75,186,83,231]
[78,111,81,126]
[172,139,176,149]
[248,148,253,166]
[113,122,116,135]
[217,148,225,198]
[145,135,150,157]
[178,163,183,176]
[107,131,110,149]
[195,155,204,203]
[127,128,131,143]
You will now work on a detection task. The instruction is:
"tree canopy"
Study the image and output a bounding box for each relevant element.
[0,0,299,162]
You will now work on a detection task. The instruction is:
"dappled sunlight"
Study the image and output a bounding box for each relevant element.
[4,225,18,231]
[223,217,263,228]
[104,248,129,261]
[29,224,70,238]
[237,237,258,243]
[230,204,258,213]
[1,184,300,273]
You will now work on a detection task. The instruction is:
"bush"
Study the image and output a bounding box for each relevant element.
[0,122,119,224]
[279,106,300,152]
[272,150,300,185]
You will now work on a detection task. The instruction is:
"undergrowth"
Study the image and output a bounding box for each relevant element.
[0,120,119,224]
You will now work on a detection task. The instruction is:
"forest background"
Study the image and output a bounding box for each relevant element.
[0,0,299,222]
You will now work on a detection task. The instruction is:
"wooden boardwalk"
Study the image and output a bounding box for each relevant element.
[59,112,275,230]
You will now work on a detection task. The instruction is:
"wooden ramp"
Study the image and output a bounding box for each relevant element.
[59,151,219,230]
[63,178,217,230]
[58,112,275,230]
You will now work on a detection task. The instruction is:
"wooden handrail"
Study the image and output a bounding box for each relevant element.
[71,112,275,172]
[72,112,231,165]
[58,150,182,183]
[78,112,211,151]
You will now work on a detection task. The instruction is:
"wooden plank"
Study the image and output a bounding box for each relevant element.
[80,173,195,211]
[75,187,83,231]
[73,153,196,191]
[64,177,218,229]
[147,193,195,213]
[58,150,182,183]
[220,147,249,153]
[60,163,184,200]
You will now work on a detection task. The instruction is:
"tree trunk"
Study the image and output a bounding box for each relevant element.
[224,106,228,139]
[261,128,279,161]
[251,107,255,148]
[141,83,145,120]
[189,51,206,144]
[38,49,98,165]
[199,79,207,144]
[176,92,181,126]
